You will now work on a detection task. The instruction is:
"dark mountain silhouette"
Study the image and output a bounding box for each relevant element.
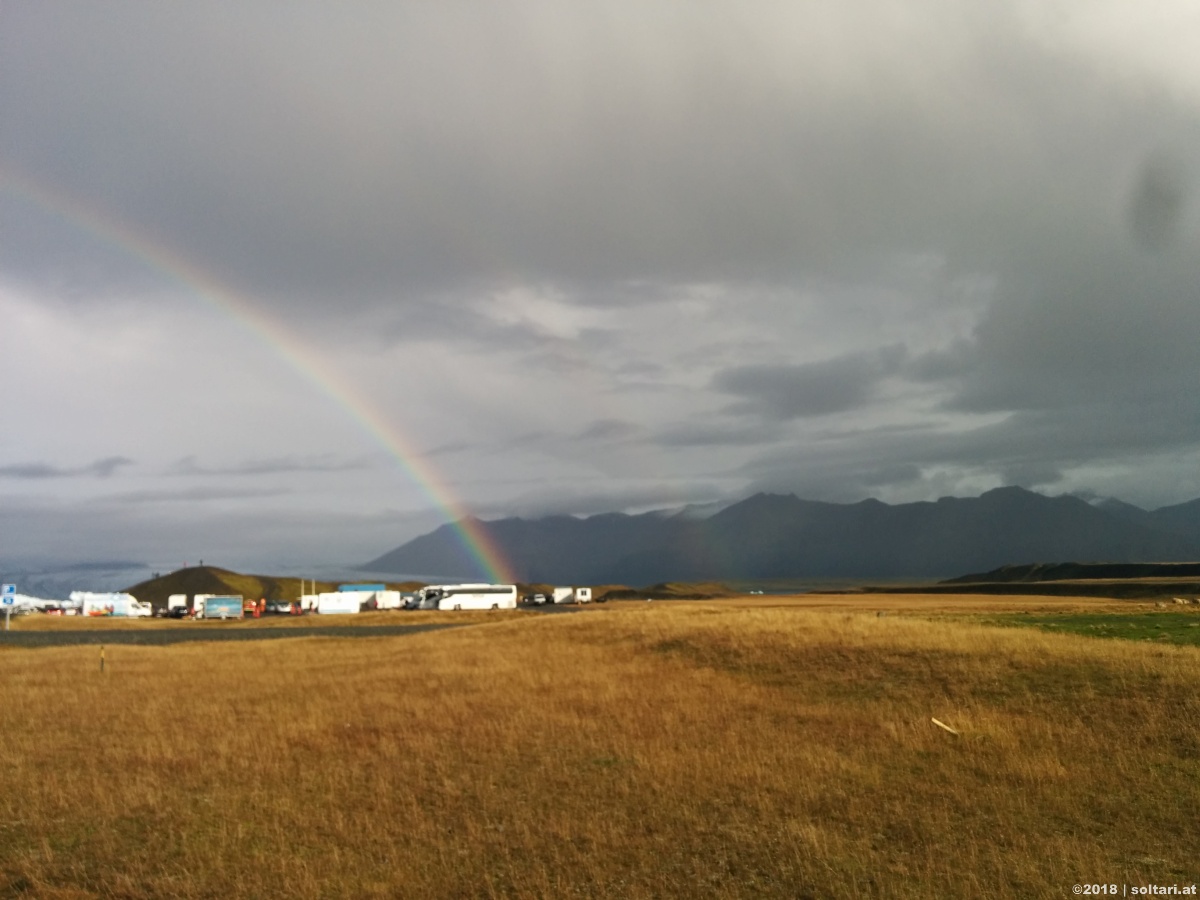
[361,486,1200,584]
[942,561,1200,584]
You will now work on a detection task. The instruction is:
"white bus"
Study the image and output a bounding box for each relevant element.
[422,583,518,611]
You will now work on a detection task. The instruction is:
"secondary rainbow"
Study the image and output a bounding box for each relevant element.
[0,162,516,584]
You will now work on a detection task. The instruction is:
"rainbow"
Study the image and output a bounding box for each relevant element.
[0,162,516,583]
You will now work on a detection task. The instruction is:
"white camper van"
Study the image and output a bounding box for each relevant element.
[70,591,152,618]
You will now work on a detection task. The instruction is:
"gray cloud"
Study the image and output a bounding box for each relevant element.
[5,4,1200,569]
[714,346,906,419]
[94,486,293,506]
[0,456,134,479]
[734,389,1200,509]
[576,419,641,442]
[1127,153,1189,252]
[168,454,372,477]
[654,420,788,449]
[473,481,731,520]
[3,3,1192,306]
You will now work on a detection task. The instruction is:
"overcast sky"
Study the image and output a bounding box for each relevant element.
[3,2,1200,573]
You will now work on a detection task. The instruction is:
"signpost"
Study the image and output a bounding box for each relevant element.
[2,583,15,632]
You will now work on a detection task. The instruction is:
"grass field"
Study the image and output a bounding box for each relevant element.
[1,597,1198,898]
[986,610,1200,647]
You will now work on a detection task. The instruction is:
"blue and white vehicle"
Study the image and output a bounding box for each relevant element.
[194,594,243,619]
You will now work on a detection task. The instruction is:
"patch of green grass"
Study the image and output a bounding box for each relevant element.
[985,611,1200,646]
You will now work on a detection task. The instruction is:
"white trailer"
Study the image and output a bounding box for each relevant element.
[333,588,402,610]
[316,592,362,615]
[167,594,188,612]
[421,584,517,610]
[373,590,402,610]
[552,586,592,604]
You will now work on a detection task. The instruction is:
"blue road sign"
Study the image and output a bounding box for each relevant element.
[2,584,14,606]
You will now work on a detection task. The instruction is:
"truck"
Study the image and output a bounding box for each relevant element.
[195,595,243,620]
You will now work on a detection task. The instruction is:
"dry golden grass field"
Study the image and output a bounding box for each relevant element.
[2,597,1198,898]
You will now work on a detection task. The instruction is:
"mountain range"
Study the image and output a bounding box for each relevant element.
[362,486,1200,584]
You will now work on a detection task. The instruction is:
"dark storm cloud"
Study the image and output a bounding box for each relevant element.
[736,388,1200,505]
[4,2,1200,534]
[0,456,134,479]
[4,2,1191,306]
[714,345,906,419]
[940,260,1200,416]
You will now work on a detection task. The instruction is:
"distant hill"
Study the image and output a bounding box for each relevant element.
[942,561,1200,584]
[124,566,422,609]
[363,487,1200,584]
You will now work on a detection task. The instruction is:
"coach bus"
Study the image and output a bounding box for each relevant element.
[418,583,518,611]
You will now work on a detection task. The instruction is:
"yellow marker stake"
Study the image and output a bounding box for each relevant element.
[100,645,105,674]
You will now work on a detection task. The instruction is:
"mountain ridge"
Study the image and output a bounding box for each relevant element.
[362,487,1200,583]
